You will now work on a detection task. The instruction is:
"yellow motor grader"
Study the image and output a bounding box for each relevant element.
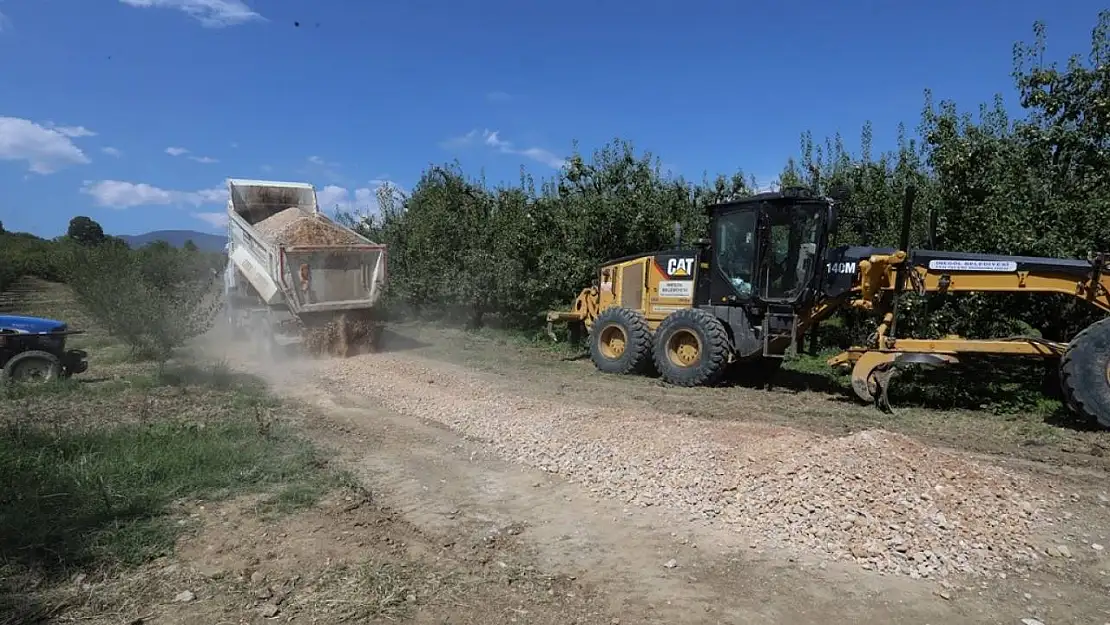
[546,186,1110,428]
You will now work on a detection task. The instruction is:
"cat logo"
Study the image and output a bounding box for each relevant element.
[666,257,695,278]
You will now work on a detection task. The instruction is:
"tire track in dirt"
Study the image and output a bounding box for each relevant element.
[205,334,1110,625]
[281,377,969,625]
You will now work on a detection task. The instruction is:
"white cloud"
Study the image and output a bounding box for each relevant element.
[192,212,228,228]
[354,187,375,207]
[165,146,189,156]
[306,155,340,170]
[316,184,350,210]
[440,130,478,150]
[443,128,566,169]
[119,0,262,28]
[304,155,342,183]
[188,155,219,164]
[0,116,91,174]
[315,181,400,214]
[102,146,123,157]
[46,124,97,138]
[81,180,227,209]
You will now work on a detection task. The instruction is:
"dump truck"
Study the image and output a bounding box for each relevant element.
[546,185,1110,428]
[223,178,388,356]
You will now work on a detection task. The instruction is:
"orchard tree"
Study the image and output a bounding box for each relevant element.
[67,216,106,247]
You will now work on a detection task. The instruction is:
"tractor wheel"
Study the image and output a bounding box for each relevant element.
[588,307,653,375]
[3,350,62,383]
[1059,317,1110,428]
[652,308,731,387]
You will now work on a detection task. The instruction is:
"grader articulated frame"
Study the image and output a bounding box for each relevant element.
[546,185,1110,428]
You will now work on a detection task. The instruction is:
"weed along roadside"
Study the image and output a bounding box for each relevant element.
[0,357,350,623]
[0,272,346,623]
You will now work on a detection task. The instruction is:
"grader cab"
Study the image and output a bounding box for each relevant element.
[546,186,1110,428]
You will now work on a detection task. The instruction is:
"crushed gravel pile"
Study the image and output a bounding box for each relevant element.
[254,209,363,246]
[321,353,1061,580]
[303,313,382,358]
[723,429,1051,578]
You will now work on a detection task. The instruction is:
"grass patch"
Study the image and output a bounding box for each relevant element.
[0,417,336,578]
[300,561,441,621]
[0,356,344,584]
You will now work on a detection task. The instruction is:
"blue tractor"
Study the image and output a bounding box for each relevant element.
[0,315,89,383]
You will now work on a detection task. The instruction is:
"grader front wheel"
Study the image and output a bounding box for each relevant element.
[1059,317,1110,428]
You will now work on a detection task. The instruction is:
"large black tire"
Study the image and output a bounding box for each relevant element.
[1060,318,1110,428]
[652,308,731,387]
[3,350,62,383]
[589,307,653,375]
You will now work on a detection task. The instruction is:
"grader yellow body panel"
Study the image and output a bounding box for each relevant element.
[546,252,704,331]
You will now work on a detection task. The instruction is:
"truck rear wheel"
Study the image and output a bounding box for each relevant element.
[589,307,653,375]
[3,350,62,383]
[652,308,731,387]
[1060,317,1110,428]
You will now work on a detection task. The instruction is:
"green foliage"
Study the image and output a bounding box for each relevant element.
[344,141,746,328]
[0,377,335,578]
[62,243,221,364]
[66,216,105,247]
[0,231,70,292]
[343,11,1110,351]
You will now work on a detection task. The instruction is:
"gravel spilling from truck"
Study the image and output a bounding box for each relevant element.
[319,351,1065,580]
[247,206,378,356]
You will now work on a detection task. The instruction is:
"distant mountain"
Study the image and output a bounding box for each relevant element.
[118,230,227,252]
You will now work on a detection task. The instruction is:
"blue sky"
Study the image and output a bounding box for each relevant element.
[0,0,1104,238]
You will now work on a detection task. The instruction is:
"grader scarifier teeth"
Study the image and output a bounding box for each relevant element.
[871,365,898,413]
[843,351,959,411]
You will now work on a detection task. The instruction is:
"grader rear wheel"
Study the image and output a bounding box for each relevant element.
[652,308,730,387]
[588,307,653,375]
[1059,317,1110,428]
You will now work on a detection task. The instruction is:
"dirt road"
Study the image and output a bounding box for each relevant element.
[208,324,1110,625]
